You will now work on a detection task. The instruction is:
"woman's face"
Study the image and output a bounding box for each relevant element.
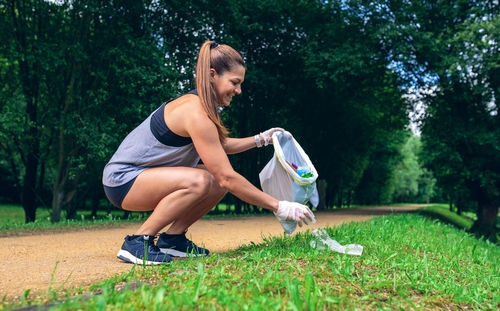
[211,65,246,106]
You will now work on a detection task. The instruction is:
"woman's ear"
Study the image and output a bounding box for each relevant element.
[210,68,217,80]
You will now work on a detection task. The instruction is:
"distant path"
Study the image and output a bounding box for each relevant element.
[0,205,422,300]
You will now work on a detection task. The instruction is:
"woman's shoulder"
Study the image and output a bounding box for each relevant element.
[164,91,212,135]
[177,93,205,117]
[167,92,202,114]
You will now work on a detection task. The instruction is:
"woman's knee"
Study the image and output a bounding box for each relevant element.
[189,170,215,197]
[204,171,227,197]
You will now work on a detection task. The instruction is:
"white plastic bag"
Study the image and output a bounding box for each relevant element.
[259,131,319,233]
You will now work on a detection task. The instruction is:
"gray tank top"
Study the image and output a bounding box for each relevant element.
[102,90,200,187]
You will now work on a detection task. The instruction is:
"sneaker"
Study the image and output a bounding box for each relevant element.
[157,232,210,257]
[117,235,172,265]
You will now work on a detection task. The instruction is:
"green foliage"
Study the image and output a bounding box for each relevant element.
[3,0,495,228]
[6,214,499,310]
[354,130,408,204]
[217,0,409,208]
[392,135,437,203]
[393,135,421,199]
[0,0,179,221]
[354,133,438,205]
[383,0,499,239]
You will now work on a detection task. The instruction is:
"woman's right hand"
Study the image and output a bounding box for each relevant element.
[255,127,284,147]
[275,201,316,227]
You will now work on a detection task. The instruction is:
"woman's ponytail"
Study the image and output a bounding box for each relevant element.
[196,40,245,143]
[196,41,229,142]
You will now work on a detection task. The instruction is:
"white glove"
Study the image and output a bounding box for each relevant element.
[274,201,316,234]
[254,127,284,147]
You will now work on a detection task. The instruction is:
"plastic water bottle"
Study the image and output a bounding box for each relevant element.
[296,167,308,177]
[310,229,363,256]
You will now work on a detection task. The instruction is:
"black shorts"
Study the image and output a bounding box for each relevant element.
[103,177,137,209]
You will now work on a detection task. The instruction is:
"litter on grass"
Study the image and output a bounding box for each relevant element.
[310,229,363,256]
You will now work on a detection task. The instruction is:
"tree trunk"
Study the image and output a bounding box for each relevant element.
[10,0,42,223]
[65,189,78,219]
[336,190,343,209]
[51,60,78,222]
[22,151,38,223]
[36,160,46,206]
[347,189,353,208]
[51,186,64,223]
[21,94,40,223]
[51,149,77,222]
[51,144,66,223]
[470,204,499,242]
[467,177,499,242]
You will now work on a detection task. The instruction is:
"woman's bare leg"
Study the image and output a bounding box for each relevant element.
[121,166,225,236]
[167,165,227,233]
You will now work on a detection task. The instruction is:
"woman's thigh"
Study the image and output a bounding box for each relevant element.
[121,166,214,211]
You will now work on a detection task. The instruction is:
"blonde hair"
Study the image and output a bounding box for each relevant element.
[196,40,245,142]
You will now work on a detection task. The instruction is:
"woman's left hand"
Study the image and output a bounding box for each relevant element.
[255,127,284,147]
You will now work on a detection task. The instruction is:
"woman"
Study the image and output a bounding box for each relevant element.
[102,41,316,265]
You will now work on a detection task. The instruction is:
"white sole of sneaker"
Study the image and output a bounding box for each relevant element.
[117,249,170,265]
[159,248,207,257]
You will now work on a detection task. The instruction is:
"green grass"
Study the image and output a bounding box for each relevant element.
[417,204,500,243]
[417,204,475,230]
[0,203,429,233]
[0,203,262,235]
[0,204,153,234]
[4,213,499,310]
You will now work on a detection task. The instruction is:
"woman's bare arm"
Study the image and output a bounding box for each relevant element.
[185,109,278,212]
[222,137,258,154]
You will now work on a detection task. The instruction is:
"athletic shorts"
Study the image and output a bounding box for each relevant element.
[103,177,137,209]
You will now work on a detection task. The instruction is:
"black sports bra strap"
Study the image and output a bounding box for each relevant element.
[150,90,197,147]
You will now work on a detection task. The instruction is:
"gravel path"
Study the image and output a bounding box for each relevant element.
[0,205,421,300]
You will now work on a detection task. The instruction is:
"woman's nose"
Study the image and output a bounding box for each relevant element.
[235,85,242,95]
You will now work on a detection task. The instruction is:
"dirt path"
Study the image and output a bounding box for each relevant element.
[0,205,421,300]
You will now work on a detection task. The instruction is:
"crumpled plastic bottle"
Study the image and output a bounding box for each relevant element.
[296,167,308,176]
[296,166,314,178]
[310,229,363,256]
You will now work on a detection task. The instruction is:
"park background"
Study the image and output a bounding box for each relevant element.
[0,0,498,242]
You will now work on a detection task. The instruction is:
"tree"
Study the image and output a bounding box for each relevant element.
[296,1,409,207]
[0,0,178,222]
[385,0,499,239]
[421,81,499,239]
[354,130,408,205]
[0,0,67,222]
[2,0,439,220]
[153,0,409,210]
[391,134,421,202]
